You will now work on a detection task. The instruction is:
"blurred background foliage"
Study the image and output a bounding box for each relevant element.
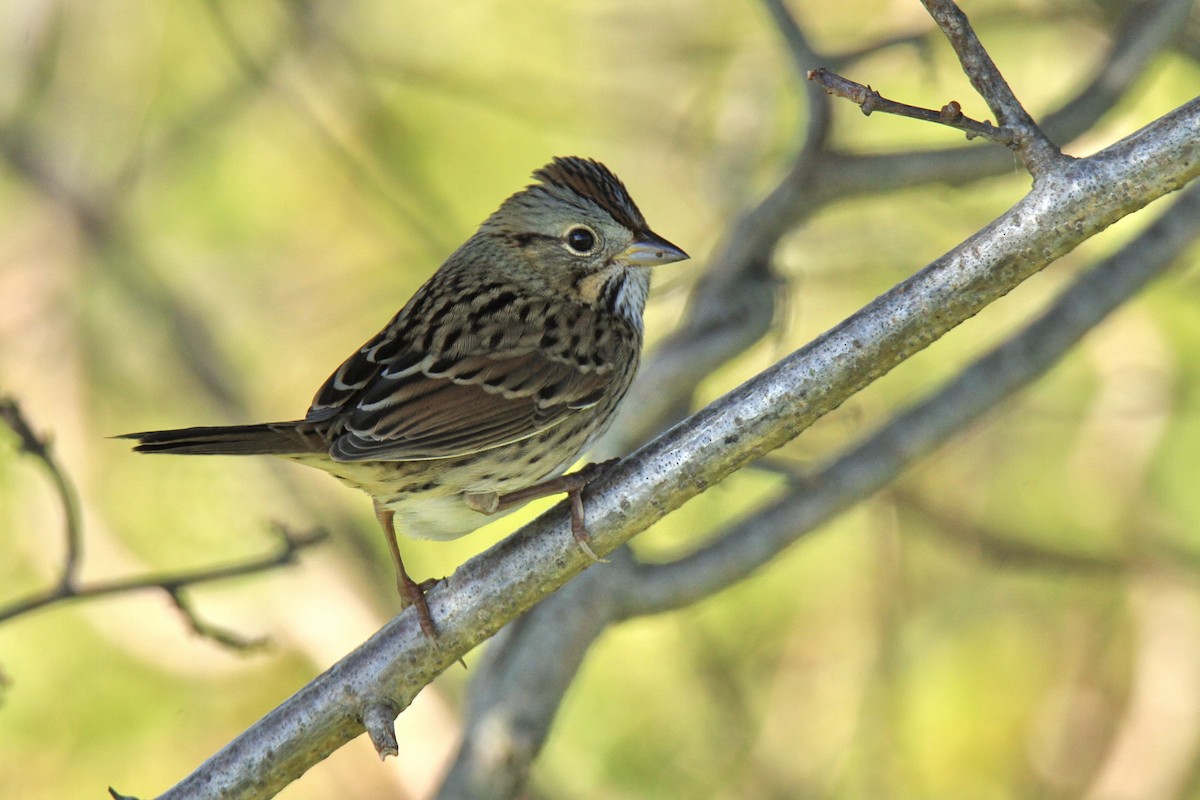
[1,0,1199,798]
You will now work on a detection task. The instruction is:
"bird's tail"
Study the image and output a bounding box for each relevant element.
[118,422,320,456]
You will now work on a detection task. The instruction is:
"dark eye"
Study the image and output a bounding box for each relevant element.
[565,226,596,254]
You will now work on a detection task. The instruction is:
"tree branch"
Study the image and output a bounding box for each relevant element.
[436,174,1200,797]
[813,0,1195,201]
[0,396,82,592]
[0,398,326,647]
[437,2,1199,793]
[920,0,1063,171]
[619,177,1200,614]
[143,94,1200,800]
[807,67,1015,145]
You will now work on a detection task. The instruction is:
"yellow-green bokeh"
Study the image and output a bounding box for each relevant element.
[2,1,1199,798]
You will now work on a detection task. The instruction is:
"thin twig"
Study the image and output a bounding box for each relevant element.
[807,67,1015,145]
[0,399,326,646]
[0,397,83,592]
[920,0,1062,171]
[0,521,326,627]
[166,590,269,652]
[805,0,1191,201]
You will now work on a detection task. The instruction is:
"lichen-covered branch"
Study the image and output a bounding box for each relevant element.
[144,93,1200,800]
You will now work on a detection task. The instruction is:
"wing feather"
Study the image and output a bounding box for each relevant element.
[305,299,628,463]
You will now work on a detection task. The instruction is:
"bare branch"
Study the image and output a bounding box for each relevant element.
[436,4,1200,794]
[0,521,325,626]
[361,701,400,760]
[810,0,1194,203]
[437,556,624,799]
[920,0,1063,171]
[0,406,326,646]
[807,67,1015,145]
[148,95,1200,800]
[609,0,835,455]
[807,1,1066,171]
[0,397,83,591]
[621,176,1200,615]
[165,590,268,652]
[894,491,1131,575]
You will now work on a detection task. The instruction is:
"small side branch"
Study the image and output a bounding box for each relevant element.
[361,701,400,760]
[808,0,1064,175]
[0,517,325,641]
[0,399,326,649]
[0,396,83,591]
[807,67,1014,146]
[920,0,1062,170]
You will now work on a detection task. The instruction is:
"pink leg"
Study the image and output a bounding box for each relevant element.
[375,503,437,639]
[488,459,619,562]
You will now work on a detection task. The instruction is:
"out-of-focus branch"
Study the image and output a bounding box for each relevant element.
[201,0,452,252]
[894,491,1129,576]
[1041,0,1195,145]
[0,397,82,592]
[761,0,823,79]
[618,177,1200,616]
[609,0,832,453]
[436,2,1198,796]
[143,89,1200,800]
[0,398,326,647]
[437,171,1200,798]
[0,126,245,411]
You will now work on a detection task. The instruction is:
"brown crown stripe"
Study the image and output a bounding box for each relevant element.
[533,157,648,234]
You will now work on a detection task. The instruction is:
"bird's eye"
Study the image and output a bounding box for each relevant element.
[564,226,596,254]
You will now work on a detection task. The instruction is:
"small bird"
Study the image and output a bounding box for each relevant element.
[121,156,688,637]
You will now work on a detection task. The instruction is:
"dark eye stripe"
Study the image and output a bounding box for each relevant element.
[507,232,553,248]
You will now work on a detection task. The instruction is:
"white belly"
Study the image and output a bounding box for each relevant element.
[384,493,518,541]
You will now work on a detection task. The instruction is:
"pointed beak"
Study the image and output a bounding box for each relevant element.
[614,231,689,268]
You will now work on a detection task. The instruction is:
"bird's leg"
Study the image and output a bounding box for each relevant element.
[465,459,619,562]
[374,502,437,639]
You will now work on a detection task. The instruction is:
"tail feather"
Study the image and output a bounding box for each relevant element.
[118,422,321,456]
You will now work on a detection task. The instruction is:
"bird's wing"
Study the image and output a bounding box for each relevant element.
[305,304,624,463]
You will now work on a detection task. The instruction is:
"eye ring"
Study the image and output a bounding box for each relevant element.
[564,225,597,255]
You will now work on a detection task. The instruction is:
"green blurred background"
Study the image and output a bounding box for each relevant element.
[1,1,1199,798]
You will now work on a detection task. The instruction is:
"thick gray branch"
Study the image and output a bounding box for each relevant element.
[620,177,1200,613]
[439,178,1200,797]
[150,97,1200,800]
